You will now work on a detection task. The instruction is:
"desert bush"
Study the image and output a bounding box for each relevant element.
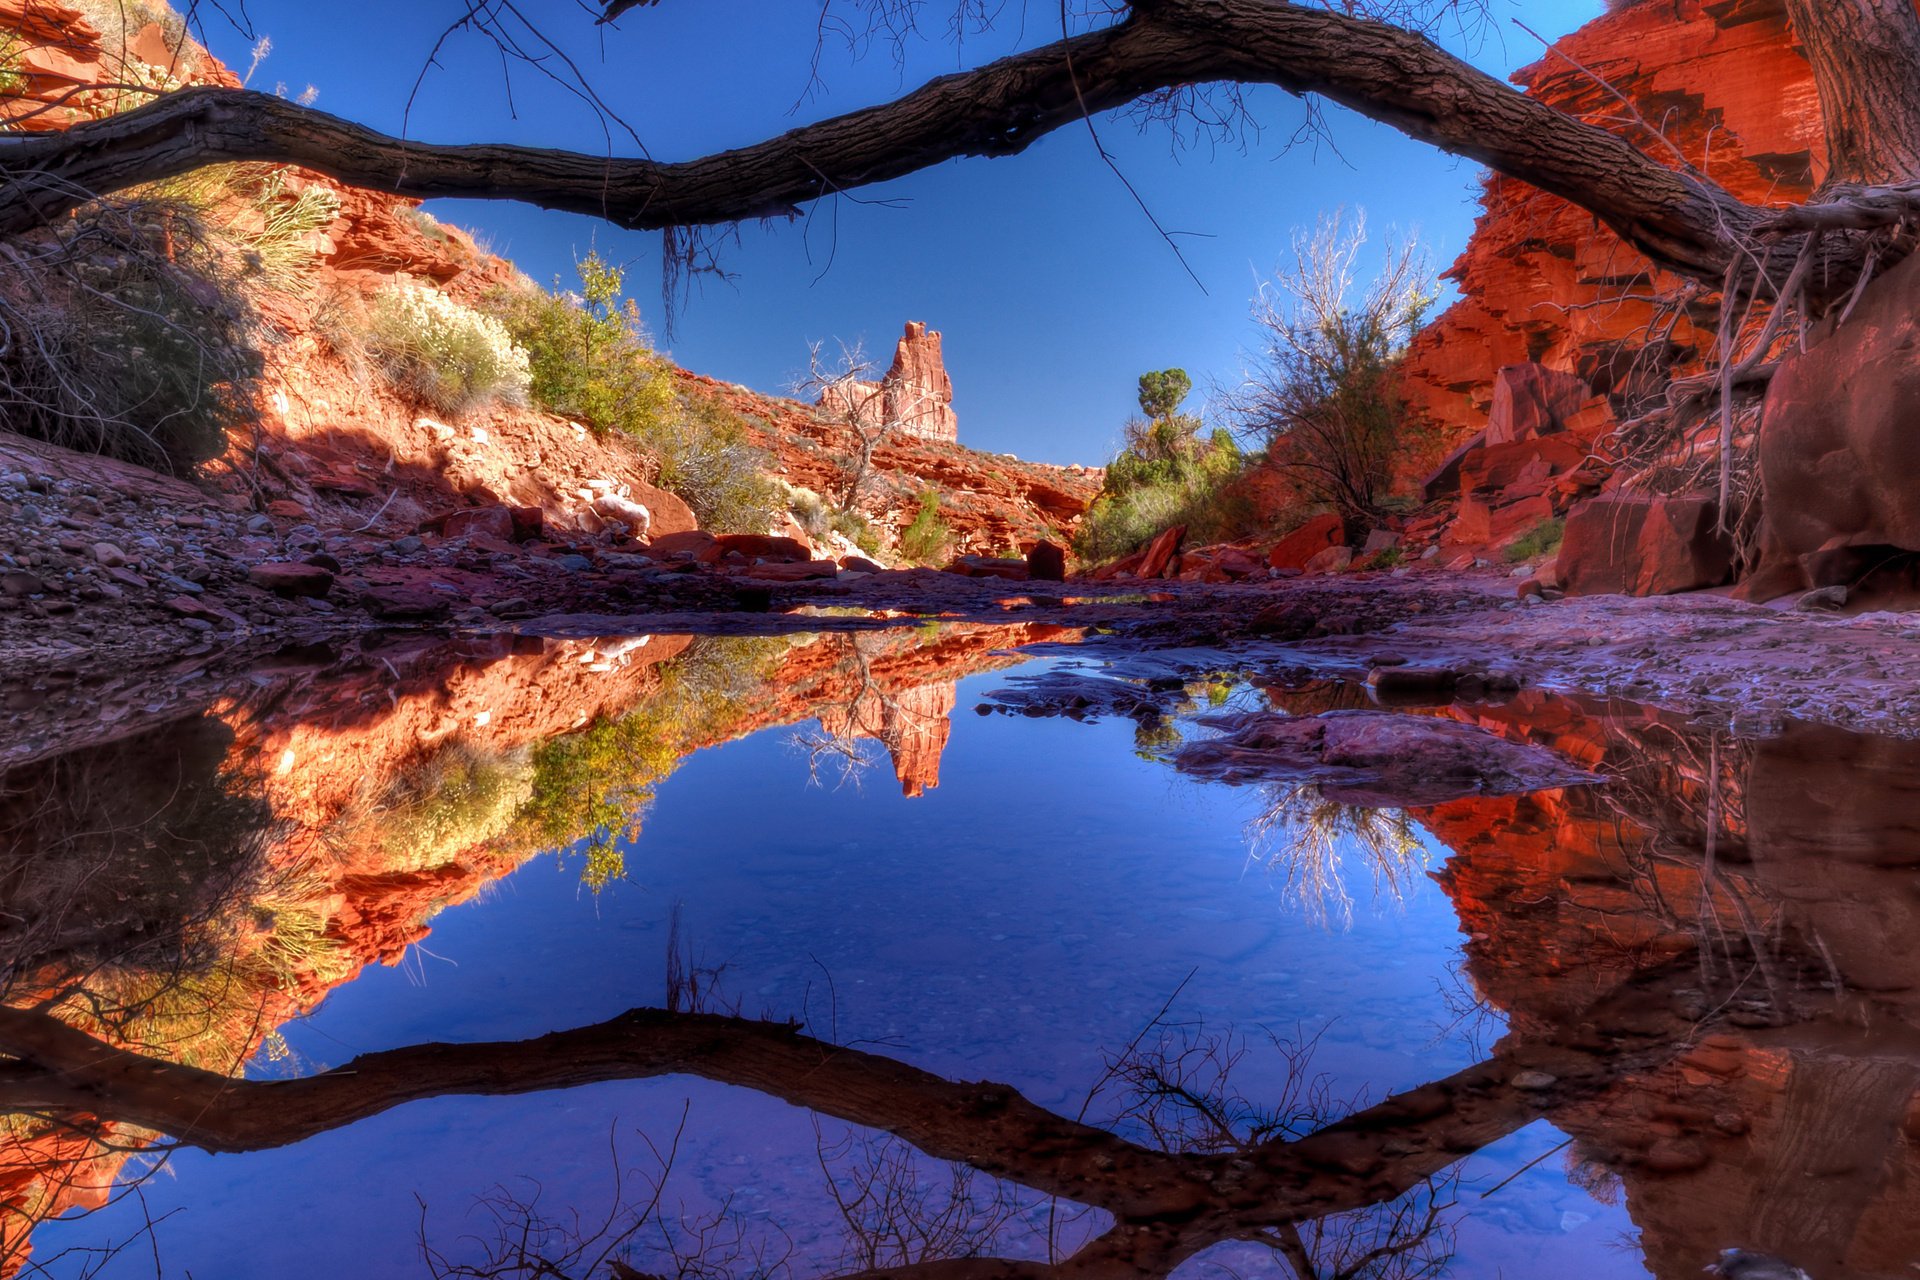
[0,195,262,472]
[1075,369,1253,563]
[487,255,777,532]
[649,395,781,532]
[1224,210,1435,540]
[150,164,340,293]
[367,278,531,415]
[899,490,951,565]
[1504,516,1565,563]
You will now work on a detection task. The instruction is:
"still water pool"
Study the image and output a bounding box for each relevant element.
[5,625,1911,1279]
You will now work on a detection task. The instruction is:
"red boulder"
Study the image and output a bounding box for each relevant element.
[1267,514,1343,571]
[1556,493,1734,597]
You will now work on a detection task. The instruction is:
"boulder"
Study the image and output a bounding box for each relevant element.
[1457,435,1587,497]
[1137,524,1187,579]
[1556,492,1734,597]
[1305,545,1354,574]
[715,533,812,563]
[739,559,839,581]
[1173,709,1602,807]
[1360,529,1401,556]
[591,492,653,536]
[839,555,886,574]
[1485,363,1593,446]
[648,530,721,562]
[1422,429,1488,501]
[1750,251,1920,598]
[1267,514,1344,571]
[440,506,518,542]
[362,582,453,619]
[947,555,1030,581]
[248,561,334,598]
[1451,494,1553,547]
[1213,547,1265,579]
[1026,540,1067,582]
[508,505,545,542]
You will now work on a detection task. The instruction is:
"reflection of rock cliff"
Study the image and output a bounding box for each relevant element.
[0,620,1061,1271]
[1412,693,1920,1280]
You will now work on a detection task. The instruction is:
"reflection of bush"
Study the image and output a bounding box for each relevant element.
[1248,784,1428,929]
[512,637,786,889]
[329,742,535,876]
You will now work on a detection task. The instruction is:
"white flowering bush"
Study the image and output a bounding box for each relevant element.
[367,279,531,415]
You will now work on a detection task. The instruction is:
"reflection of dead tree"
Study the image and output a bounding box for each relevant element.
[1104,1020,1339,1154]
[1247,785,1428,928]
[790,634,951,797]
[0,937,1720,1280]
[816,1124,1030,1274]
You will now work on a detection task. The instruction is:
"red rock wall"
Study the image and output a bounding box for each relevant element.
[1399,0,1824,458]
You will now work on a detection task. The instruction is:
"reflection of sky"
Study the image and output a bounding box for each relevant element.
[43,666,1642,1278]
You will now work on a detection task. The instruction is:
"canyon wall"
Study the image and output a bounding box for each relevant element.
[1399,0,1823,456]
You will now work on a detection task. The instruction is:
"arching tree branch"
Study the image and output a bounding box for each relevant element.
[0,0,1763,282]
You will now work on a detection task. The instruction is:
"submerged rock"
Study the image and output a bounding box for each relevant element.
[1174,709,1601,807]
[978,671,1169,722]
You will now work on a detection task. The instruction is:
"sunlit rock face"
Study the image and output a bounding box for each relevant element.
[1396,0,1823,474]
[817,322,961,445]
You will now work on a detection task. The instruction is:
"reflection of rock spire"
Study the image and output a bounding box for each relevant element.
[815,680,958,797]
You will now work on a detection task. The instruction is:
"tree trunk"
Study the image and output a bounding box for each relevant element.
[0,1,1753,284]
[1784,0,1920,186]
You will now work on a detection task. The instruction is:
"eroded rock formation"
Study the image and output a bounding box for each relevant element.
[816,321,960,444]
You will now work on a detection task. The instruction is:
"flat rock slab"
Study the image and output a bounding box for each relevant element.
[979,671,1170,722]
[1175,709,1603,807]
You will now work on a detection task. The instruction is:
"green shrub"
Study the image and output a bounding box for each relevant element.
[367,279,530,415]
[487,255,777,532]
[1075,426,1252,563]
[899,491,951,565]
[0,196,261,472]
[832,508,882,557]
[1504,516,1566,563]
[489,252,676,437]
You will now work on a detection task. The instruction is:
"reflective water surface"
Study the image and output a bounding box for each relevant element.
[2,624,1916,1279]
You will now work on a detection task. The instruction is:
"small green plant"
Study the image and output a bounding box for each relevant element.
[1504,516,1566,563]
[832,508,882,557]
[1362,545,1404,570]
[899,491,952,565]
[490,251,675,437]
[367,278,531,415]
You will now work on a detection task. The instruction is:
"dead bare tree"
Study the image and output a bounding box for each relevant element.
[795,340,934,512]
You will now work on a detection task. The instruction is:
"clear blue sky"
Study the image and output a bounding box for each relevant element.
[200,1,1601,466]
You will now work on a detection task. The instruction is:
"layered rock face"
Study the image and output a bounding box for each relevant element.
[1399,0,1823,458]
[817,321,960,444]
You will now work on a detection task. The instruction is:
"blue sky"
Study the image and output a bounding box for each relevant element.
[200,1,1602,465]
